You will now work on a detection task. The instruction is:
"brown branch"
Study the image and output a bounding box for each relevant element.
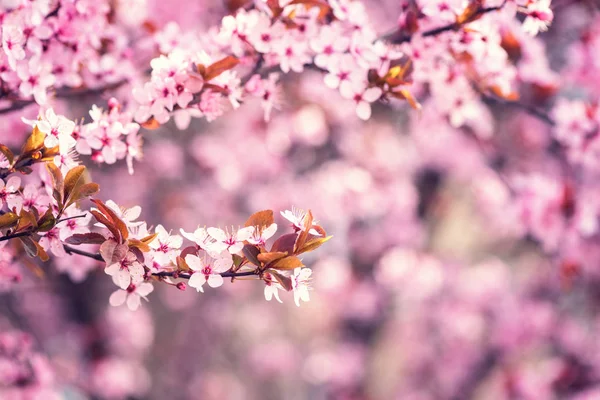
[0,79,129,115]
[60,245,260,280]
[481,94,556,126]
[0,231,31,242]
[383,2,507,44]
[63,244,104,261]
[152,270,259,279]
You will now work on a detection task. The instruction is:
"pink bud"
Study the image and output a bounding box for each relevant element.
[176,282,186,291]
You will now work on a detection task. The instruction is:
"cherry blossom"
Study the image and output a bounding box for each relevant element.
[340,81,382,120]
[185,252,233,292]
[35,108,77,151]
[280,207,321,236]
[109,282,154,311]
[149,225,183,266]
[292,267,312,307]
[207,226,254,255]
[0,176,21,211]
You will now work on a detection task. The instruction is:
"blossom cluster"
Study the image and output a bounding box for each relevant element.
[0,0,136,107]
[0,119,329,310]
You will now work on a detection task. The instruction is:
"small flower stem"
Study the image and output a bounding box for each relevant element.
[63,245,104,261]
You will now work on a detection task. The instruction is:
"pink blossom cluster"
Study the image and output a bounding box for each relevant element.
[0,330,59,398]
[0,0,137,107]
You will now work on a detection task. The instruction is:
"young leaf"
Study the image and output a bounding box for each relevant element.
[91,210,121,242]
[242,244,261,267]
[293,210,313,253]
[267,270,293,291]
[271,233,297,254]
[66,183,100,208]
[65,232,106,245]
[99,240,128,265]
[36,208,56,232]
[46,163,64,208]
[91,199,129,241]
[297,235,332,254]
[63,165,86,204]
[0,145,14,165]
[244,210,275,230]
[21,126,45,155]
[128,238,151,253]
[271,256,303,271]
[204,56,240,81]
[0,212,20,229]
[257,251,288,265]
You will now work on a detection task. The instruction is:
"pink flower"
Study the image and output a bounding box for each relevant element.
[19,184,49,212]
[2,26,26,64]
[311,25,350,69]
[323,54,360,90]
[339,81,381,120]
[292,267,312,306]
[35,108,77,151]
[103,200,143,229]
[39,228,67,258]
[280,207,321,236]
[272,39,311,73]
[16,57,55,105]
[109,282,154,311]
[247,223,277,246]
[522,0,554,35]
[180,227,214,250]
[57,209,92,241]
[185,252,233,292]
[0,176,21,211]
[263,272,283,303]
[149,225,183,266]
[104,249,146,290]
[207,226,254,254]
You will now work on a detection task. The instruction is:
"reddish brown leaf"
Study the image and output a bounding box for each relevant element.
[271,233,297,254]
[267,270,293,291]
[242,244,261,267]
[141,118,161,130]
[65,232,106,245]
[297,235,332,255]
[0,145,14,165]
[271,256,303,271]
[244,210,275,229]
[293,210,313,253]
[257,251,288,265]
[204,56,240,81]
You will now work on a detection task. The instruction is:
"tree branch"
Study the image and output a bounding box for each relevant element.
[0,79,129,115]
[0,231,31,242]
[383,3,507,44]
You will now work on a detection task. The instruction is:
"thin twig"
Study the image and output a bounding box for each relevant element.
[63,245,103,261]
[0,79,128,115]
[56,214,88,225]
[0,231,31,242]
[383,3,508,44]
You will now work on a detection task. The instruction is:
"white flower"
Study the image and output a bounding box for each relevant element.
[109,282,154,311]
[280,207,321,236]
[247,223,277,246]
[185,252,233,292]
[36,108,77,152]
[292,267,312,307]
[149,225,183,266]
[104,250,145,290]
[207,226,254,254]
[263,272,283,303]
